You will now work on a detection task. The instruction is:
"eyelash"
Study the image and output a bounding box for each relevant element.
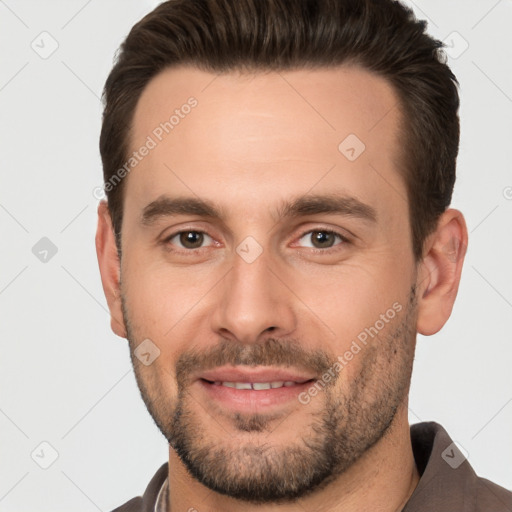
[162,228,350,254]
[294,229,350,252]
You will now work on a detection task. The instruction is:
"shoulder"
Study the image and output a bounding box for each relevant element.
[111,497,143,512]
[109,462,169,512]
[475,477,512,511]
[406,422,512,511]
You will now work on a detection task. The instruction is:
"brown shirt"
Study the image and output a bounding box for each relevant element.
[111,422,512,512]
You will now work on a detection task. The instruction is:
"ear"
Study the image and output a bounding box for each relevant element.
[416,208,468,336]
[95,200,127,338]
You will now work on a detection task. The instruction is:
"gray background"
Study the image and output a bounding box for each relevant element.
[1,0,511,510]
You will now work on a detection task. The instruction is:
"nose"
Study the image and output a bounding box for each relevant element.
[211,247,298,344]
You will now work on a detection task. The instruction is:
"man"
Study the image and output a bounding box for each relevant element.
[95,0,512,510]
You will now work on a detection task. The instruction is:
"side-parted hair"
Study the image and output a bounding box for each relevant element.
[100,0,460,262]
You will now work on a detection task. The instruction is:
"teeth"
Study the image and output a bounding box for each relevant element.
[221,382,252,390]
[253,382,272,390]
[214,381,299,390]
[234,382,252,390]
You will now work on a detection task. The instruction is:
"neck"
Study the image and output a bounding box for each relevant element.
[166,405,420,512]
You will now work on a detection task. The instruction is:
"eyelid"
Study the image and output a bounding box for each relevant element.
[162,228,217,250]
[161,226,352,253]
[293,227,351,251]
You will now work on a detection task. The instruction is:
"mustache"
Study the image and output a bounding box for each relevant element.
[175,337,337,386]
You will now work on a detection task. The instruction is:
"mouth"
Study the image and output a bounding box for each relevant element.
[202,380,312,390]
[198,366,316,383]
[195,366,317,412]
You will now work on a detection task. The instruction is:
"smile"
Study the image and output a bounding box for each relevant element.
[205,380,307,390]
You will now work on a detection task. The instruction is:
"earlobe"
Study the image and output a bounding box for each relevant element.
[416,209,468,336]
[95,200,127,338]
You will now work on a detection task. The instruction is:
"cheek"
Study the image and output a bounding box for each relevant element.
[121,254,222,347]
[289,256,406,340]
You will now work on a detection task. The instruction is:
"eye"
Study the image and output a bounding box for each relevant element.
[164,230,214,250]
[296,229,348,250]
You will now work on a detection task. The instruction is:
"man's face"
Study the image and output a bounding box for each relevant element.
[118,65,419,502]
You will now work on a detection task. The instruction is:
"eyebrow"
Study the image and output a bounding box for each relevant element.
[275,194,377,224]
[140,193,377,226]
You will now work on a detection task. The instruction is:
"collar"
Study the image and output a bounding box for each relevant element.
[154,475,168,512]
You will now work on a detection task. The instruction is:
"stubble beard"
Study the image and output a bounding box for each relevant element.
[122,286,418,504]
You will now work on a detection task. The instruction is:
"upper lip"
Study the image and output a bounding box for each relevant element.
[198,366,316,384]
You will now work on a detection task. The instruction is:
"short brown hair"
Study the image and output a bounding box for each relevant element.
[100,0,460,262]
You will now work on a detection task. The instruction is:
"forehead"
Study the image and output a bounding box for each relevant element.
[126,65,406,222]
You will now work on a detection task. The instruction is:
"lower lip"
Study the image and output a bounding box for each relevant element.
[198,379,315,411]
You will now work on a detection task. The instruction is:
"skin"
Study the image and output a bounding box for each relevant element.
[96,65,468,511]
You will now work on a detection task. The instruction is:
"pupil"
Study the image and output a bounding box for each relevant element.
[181,231,203,248]
[313,231,333,248]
